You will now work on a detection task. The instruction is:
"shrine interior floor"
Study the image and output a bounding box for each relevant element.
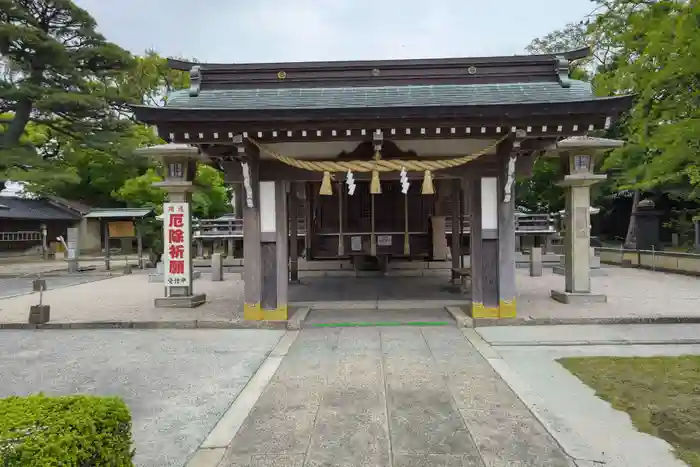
[288,276,465,303]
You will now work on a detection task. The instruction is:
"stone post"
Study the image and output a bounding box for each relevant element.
[694,217,700,252]
[135,144,206,308]
[211,252,223,281]
[529,246,542,277]
[551,153,606,304]
[227,238,235,258]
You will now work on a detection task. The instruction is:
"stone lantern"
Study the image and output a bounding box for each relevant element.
[545,136,623,304]
[634,199,662,251]
[134,143,207,308]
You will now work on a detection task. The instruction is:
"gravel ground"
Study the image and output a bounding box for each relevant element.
[0,329,285,467]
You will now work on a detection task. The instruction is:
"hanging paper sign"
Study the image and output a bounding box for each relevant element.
[346,170,356,195]
[377,235,392,246]
[400,167,410,194]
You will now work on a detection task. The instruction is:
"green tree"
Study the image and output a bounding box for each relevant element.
[0,0,134,182]
[595,0,700,198]
[26,124,161,204]
[515,157,565,213]
[4,47,192,205]
[119,50,191,107]
[114,165,230,219]
[525,21,596,81]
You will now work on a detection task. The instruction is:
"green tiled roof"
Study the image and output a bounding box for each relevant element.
[84,208,154,219]
[166,80,596,110]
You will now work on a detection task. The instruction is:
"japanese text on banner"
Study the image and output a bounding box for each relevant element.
[163,202,191,287]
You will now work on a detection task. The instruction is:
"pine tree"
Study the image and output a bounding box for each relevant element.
[0,0,134,180]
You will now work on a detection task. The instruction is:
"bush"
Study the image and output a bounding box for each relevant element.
[0,394,134,466]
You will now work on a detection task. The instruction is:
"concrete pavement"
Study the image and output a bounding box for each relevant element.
[464,324,699,467]
[0,273,117,299]
[215,327,574,467]
[0,329,285,467]
[477,323,700,346]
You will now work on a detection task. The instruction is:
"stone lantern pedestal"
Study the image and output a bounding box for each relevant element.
[544,137,623,305]
[135,144,206,308]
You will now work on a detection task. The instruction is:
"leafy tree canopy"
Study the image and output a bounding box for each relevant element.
[594,0,700,199]
[114,165,230,219]
[0,0,136,184]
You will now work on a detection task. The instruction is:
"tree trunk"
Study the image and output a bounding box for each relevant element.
[624,190,641,248]
[0,99,32,148]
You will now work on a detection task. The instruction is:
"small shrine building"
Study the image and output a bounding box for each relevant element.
[132,48,632,320]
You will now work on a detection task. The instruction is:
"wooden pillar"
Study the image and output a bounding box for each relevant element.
[304,182,313,260]
[337,181,345,256]
[461,177,473,270]
[136,220,143,269]
[103,220,110,271]
[289,182,299,282]
[451,178,461,281]
[432,180,450,261]
[233,183,244,218]
[470,139,514,318]
[242,150,262,320]
[498,149,517,318]
[258,180,288,320]
[274,182,288,317]
[470,175,502,317]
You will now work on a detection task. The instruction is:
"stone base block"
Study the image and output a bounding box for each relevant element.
[148,271,201,283]
[550,289,607,305]
[28,304,51,324]
[154,293,207,308]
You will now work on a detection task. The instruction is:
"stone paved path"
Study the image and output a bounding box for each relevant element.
[220,327,574,467]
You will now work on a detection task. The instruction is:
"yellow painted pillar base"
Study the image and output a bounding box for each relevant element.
[471,300,516,319]
[244,303,288,321]
[263,305,288,321]
[243,302,263,320]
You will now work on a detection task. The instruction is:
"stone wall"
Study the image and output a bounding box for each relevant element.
[598,247,700,276]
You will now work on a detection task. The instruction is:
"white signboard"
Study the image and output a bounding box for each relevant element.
[66,227,79,260]
[350,236,362,252]
[163,203,191,287]
[377,235,392,247]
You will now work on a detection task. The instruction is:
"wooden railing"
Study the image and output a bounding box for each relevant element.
[193,218,307,238]
[445,213,556,235]
[193,212,556,239]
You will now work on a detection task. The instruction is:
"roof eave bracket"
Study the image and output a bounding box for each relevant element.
[555,56,572,89]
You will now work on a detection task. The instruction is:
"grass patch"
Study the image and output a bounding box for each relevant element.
[559,356,700,467]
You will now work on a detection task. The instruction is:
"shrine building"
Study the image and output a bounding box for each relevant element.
[132,48,632,320]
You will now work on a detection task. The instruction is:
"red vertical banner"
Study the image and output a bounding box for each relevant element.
[163,202,191,287]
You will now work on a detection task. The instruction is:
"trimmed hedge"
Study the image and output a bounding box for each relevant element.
[0,394,134,466]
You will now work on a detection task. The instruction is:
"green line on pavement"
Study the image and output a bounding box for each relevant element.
[309,321,451,327]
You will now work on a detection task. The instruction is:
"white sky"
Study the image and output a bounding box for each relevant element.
[73,0,596,63]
